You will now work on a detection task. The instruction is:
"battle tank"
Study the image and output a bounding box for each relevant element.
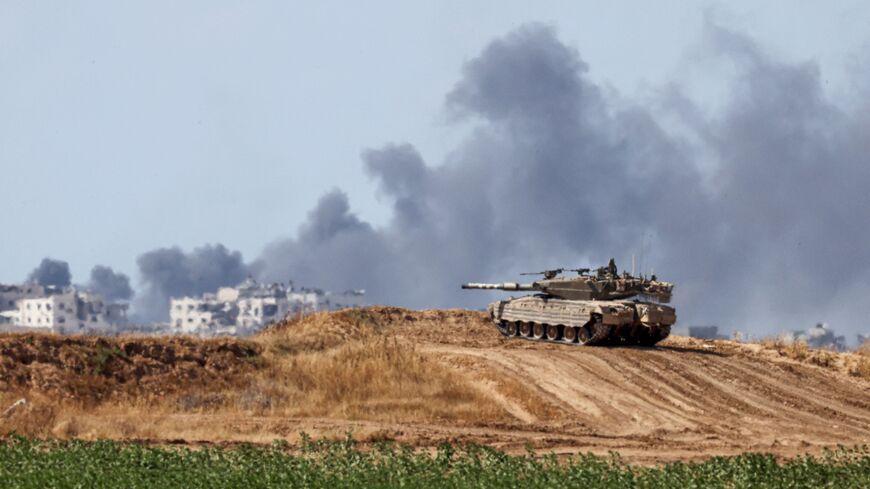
[462,259,676,346]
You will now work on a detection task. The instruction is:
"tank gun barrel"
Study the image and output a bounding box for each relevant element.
[461,282,536,291]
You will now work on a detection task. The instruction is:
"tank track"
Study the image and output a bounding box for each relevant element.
[496,317,670,346]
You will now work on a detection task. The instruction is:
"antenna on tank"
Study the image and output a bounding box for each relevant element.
[638,234,646,280]
[631,254,636,276]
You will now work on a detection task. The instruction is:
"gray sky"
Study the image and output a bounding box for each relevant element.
[2,2,869,308]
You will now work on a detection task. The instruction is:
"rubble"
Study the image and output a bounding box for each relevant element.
[779,323,848,351]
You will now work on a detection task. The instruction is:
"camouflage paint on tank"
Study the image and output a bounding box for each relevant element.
[463,259,676,346]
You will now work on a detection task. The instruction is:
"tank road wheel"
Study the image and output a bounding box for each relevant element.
[562,326,578,343]
[506,321,520,336]
[577,325,591,344]
[546,324,561,341]
[532,323,546,340]
[496,320,511,337]
[519,322,533,337]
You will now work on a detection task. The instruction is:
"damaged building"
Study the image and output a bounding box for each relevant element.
[169,278,364,336]
[0,284,129,334]
[780,323,848,351]
[0,284,45,314]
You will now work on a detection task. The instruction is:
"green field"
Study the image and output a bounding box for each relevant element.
[0,436,867,488]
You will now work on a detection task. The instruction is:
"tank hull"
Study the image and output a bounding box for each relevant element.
[488,295,675,346]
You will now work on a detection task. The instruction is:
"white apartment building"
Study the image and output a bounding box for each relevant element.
[171,295,238,336]
[0,284,48,317]
[170,278,364,336]
[0,286,128,334]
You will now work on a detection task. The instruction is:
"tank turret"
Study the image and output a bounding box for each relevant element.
[462,273,672,303]
[462,259,676,346]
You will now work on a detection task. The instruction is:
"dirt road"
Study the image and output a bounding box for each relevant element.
[414,335,870,462]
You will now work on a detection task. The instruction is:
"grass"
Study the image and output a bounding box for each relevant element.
[264,335,499,421]
[855,340,870,378]
[0,437,867,488]
[0,330,517,440]
[761,337,870,379]
[171,333,505,423]
[89,344,127,375]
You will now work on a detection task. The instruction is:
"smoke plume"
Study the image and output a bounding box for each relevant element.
[87,265,134,302]
[252,189,390,297]
[27,258,72,288]
[258,24,695,308]
[135,244,251,322]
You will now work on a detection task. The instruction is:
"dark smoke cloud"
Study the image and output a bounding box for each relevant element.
[651,23,870,334]
[87,265,133,302]
[253,189,391,298]
[256,24,699,309]
[251,22,870,338]
[27,258,72,288]
[135,244,250,321]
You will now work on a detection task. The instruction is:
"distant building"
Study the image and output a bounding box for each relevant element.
[0,284,128,334]
[779,323,847,351]
[0,284,47,316]
[687,325,727,340]
[169,278,364,336]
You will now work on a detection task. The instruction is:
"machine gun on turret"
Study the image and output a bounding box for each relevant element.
[520,268,564,280]
[517,266,598,279]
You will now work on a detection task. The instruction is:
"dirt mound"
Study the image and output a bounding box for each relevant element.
[258,308,388,353]
[260,306,497,351]
[1,307,869,463]
[0,334,260,402]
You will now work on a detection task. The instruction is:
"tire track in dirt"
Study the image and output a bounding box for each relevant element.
[691,353,870,439]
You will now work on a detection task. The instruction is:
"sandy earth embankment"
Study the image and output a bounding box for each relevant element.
[1,307,868,464]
